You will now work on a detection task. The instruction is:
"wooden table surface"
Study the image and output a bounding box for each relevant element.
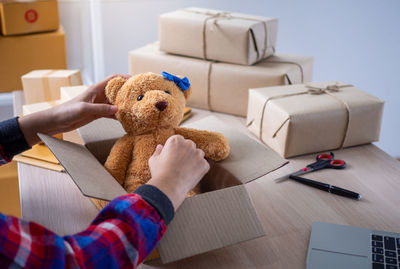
[18,108,400,269]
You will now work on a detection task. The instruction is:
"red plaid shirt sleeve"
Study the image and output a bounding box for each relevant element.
[0,194,167,268]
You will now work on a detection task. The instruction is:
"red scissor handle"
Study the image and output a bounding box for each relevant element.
[317,152,334,161]
[330,160,345,166]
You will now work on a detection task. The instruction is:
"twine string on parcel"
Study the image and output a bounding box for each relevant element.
[205,59,305,113]
[182,8,270,61]
[251,84,353,149]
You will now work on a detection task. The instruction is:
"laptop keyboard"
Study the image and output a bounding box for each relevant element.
[372,234,400,269]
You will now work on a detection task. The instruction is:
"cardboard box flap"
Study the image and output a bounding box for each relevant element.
[157,184,265,263]
[78,118,125,164]
[183,116,288,184]
[38,134,127,201]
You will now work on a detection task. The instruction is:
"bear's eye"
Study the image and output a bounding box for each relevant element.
[137,95,144,101]
[165,90,171,95]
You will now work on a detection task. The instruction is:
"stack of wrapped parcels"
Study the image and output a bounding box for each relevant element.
[129,7,314,117]
[128,7,384,157]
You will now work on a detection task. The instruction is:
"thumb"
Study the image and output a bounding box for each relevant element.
[152,144,163,157]
[83,103,118,116]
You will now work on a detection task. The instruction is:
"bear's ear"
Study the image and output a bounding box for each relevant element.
[105,76,127,104]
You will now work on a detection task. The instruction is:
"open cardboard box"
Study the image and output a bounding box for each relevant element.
[39,116,287,263]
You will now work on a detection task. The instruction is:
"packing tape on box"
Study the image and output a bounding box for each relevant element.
[204,60,305,111]
[183,8,273,62]
[247,84,353,149]
[42,70,58,101]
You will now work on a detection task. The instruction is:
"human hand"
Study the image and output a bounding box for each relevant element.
[147,135,210,211]
[19,74,130,146]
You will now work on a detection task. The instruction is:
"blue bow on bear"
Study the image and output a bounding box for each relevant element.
[162,71,190,91]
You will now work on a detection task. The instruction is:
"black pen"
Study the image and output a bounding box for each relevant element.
[289,175,362,200]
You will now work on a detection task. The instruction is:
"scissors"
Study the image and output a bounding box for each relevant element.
[275,152,346,182]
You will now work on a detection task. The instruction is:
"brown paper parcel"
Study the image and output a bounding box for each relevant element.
[129,42,313,116]
[159,7,278,65]
[39,116,287,263]
[246,81,385,158]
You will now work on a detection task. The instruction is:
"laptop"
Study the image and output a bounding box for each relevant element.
[307,222,400,269]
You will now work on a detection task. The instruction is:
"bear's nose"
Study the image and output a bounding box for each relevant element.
[155,101,168,111]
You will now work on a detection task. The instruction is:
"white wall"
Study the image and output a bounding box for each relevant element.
[59,0,400,157]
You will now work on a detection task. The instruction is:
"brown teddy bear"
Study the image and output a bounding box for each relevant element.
[104,72,230,195]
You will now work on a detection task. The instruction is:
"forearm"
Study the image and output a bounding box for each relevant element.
[65,192,170,267]
[0,117,31,163]
[0,189,173,268]
[18,109,57,146]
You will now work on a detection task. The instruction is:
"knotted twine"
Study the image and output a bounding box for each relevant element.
[253,84,353,149]
[182,9,272,62]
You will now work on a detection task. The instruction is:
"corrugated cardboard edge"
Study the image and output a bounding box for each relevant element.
[158,185,266,263]
[183,116,288,184]
[156,116,287,263]
[46,115,286,263]
[38,134,127,201]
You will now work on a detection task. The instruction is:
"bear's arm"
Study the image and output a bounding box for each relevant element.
[174,127,230,161]
[104,134,135,185]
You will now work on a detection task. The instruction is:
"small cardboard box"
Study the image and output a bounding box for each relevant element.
[22,70,82,104]
[129,42,313,116]
[159,7,278,65]
[60,85,89,102]
[246,82,385,157]
[0,0,59,36]
[39,116,287,263]
[0,27,66,93]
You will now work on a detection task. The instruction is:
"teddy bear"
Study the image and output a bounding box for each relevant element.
[103,71,230,196]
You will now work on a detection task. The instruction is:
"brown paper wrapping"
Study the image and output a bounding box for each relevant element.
[246,81,385,158]
[129,42,313,116]
[159,7,278,65]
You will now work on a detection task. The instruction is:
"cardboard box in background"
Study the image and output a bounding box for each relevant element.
[246,81,385,157]
[129,42,313,117]
[40,116,288,264]
[0,0,59,36]
[159,7,278,65]
[60,85,89,102]
[0,27,66,93]
[22,69,82,104]
[0,161,21,218]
